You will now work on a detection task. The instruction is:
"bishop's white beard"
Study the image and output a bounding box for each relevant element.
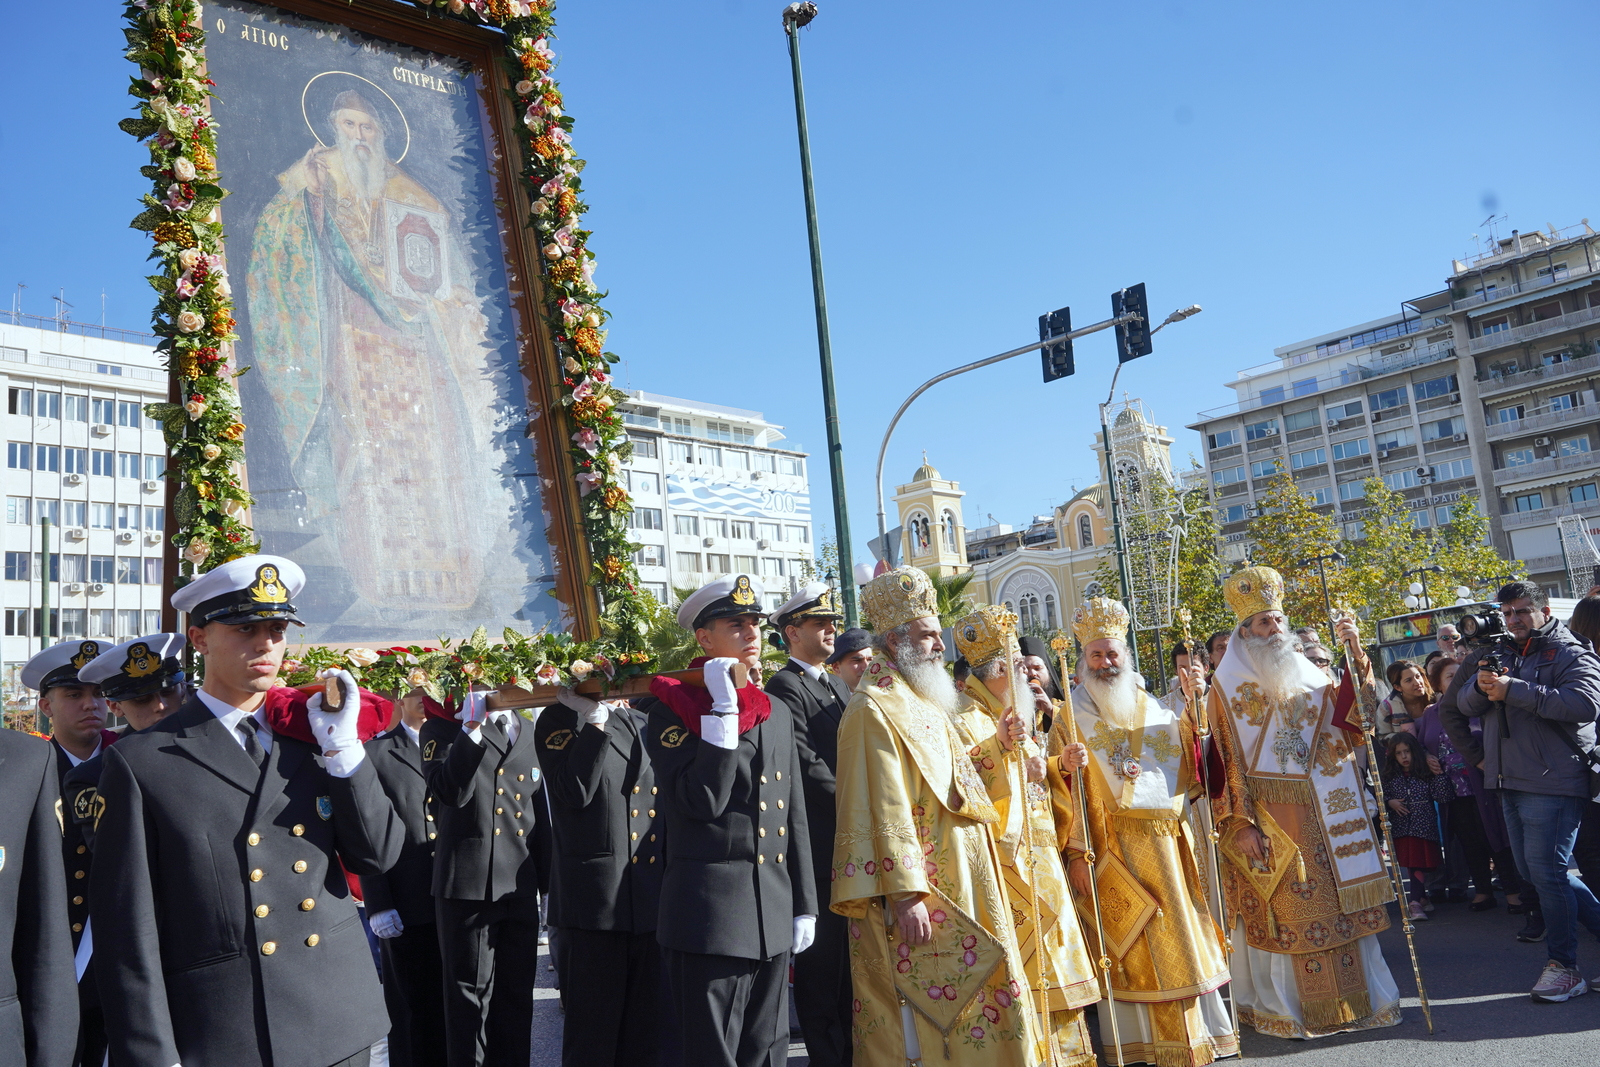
[1082,665,1145,731]
[1238,629,1308,705]
[336,130,389,202]
[894,643,961,718]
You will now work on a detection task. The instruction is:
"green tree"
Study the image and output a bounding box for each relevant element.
[1169,482,1233,648]
[1432,493,1524,603]
[1346,477,1434,621]
[1245,466,1355,630]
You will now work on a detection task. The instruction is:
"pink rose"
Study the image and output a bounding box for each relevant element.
[926,986,943,1001]
[863,861,876,875]
[896,959,911,973]
[929,910,947,925]
[983,1005,1000,1023]
[962,950,977,967]
[961,935,977,950]
[844,863,856,877]
[943,985,957,1001]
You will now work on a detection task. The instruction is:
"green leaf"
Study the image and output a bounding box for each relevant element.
[174,486,200,527]
[129,206,166,232]
[119,117,160,139]
[468,625,488,651]
[147,274,175,295]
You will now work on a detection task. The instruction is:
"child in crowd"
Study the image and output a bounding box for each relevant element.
[1381,732,1455,922]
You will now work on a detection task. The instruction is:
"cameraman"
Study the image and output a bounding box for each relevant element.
[1443,581,1600,1002]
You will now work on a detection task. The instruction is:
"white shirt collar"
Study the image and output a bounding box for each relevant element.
[196,687,267,737]
[402,721,421,747]
[59,738,102,768]
[789,656,825,682]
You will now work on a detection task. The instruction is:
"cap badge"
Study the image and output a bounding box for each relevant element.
[70,641,101,670]
[731,575,757,607]
[123,643,161,679]
[249,564,290,605]
[817,590,835,612]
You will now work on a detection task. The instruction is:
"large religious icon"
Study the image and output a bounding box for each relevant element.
[201,1,586,642]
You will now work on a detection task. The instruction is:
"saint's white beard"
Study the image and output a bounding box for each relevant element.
[895,644,961,718]
[1238,629,1307,704]
[337,131,388,201]
[1082,665,1145,730]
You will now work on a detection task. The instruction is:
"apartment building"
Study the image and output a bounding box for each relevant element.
[0,314,172,704]
[1190,307,1476,562]
[617,391,814,612]
[1444,222,1600,588]
[1190,218,1600,595]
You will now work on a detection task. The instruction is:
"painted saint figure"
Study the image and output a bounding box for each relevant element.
[247,85,493,619]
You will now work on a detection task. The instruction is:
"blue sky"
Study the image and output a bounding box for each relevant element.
[5,0,1599,572]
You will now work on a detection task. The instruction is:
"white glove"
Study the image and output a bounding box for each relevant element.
[703,657,741,715]
[369,908,404,939]
[308,669,362,753]
[793,914,816,954]
[456,688,490,727]
[559,686,609,728]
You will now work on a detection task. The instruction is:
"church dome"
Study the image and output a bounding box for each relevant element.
[912,452,941,482]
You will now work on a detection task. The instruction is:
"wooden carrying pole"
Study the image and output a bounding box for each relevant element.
[1176,609,1244,1055]
[1333,611,1434,1035]
[1051,638,1125,1067]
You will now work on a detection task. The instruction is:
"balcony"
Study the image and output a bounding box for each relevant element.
[1191,345,1457,422]
[1499,499,1600,530]
[1484,403,1600,442]
[1477,349,1600,398]
[1521,553,1567,575]
[1467,303,1600,355]
[1491,449,1600,487]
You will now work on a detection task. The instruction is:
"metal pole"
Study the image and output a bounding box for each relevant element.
[39,517,50,651]
[783,6,857,626]
[873,312,1141,558]
[1099,364,1141,676]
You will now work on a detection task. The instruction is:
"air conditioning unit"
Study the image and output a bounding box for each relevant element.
[1453,433,1468,443]
[1325,419,1340,430]
[1534,436,1552,447]
[88,582,107,595]
[116,531,135,544]
[1371,411,1381,422]
[1418,476,1435,485]
[141,479,160,492]
[1377,450,1391,459]
[145,532,162,545]
[63,473,83,486]
[65,527,86,541]
[64,582,83,595]
[756,539,770,550]
[1414,465,1434,478]
[91,423,112,437]
[702,537,717,548]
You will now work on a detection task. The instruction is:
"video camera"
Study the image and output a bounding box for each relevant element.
[1457,607,1507,644]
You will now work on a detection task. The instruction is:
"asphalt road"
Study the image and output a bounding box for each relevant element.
[527,898,1600,1065]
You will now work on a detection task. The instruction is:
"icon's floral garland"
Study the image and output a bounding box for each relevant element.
[120,0,654,669]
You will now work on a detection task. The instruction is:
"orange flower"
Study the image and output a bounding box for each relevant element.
[192,144,215,172]
[602,486,628,511]
[532,135,558,160]
[600,555,624,581]
[221,422,246,441]
[570,397,607,423]
[153,221,196,248]
[557,189,578,217]
[195,481,215,500]
[573,326,602,356]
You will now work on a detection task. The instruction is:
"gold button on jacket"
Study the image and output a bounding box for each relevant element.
[261,941,277,956]
[250,869,264,882]
[292,861,308,874]
[305,934,320,947]
[247,833,260,846]
[300,898,316,911]
[255,905,270,918]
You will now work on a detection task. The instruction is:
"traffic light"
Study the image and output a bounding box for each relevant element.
[1112,283,1152,362]
[1039,306,1073,383]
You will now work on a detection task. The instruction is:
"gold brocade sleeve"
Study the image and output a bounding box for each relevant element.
[1206,684,1260,841]
[830,697,930,918]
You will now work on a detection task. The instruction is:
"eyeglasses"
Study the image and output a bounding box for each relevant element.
[1309,657,1331,667]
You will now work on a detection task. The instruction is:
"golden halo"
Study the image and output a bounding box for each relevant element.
[300,71,411,164]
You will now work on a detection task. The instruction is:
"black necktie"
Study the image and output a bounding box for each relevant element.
[237,719,265,767]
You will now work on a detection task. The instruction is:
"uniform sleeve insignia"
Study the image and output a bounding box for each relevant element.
[660,725,688,748]
[316,796,333,821]
[90,793,107,832]
[423,739,438,762]
[544,729,573,751]
[72,787,97,822]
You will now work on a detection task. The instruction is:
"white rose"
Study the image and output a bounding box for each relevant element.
[181,539,210,565]
[177,248,203,271]
[215,274,232,298]
[516,80,535,96]
[544,244,562,260]
[583,312,600,328]
[176,310,204,333]
[407,667,429,688]
[346,647,381,667]
[569,659,594,682]
[149,95,169,115]
[184,399,207,420]
[532,197,552,216]
[173,157,196,181]
[202,444,221,460]
[448,0,464,11]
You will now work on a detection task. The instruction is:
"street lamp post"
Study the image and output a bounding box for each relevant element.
[1402,564,1444,611]
[781,2,858,626]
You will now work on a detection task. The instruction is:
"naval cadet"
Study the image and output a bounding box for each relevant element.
[0,726,79,1067]
[65,633,189,853]
[90,555,405,1067]
[23,638,114,1067]
[362,688,447,1067]
[643,573,818,1067]
[534,685,665,1067]
[421,686,545,1067]
[763,583,852,1067]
